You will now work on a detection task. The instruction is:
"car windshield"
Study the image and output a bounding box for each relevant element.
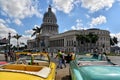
[18,53,49,62]
[34,54,49,61]
[76,55,100,61]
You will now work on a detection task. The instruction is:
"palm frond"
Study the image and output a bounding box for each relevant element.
[31,26,41,37]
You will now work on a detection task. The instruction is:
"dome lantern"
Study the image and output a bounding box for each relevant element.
[48,5,51,12]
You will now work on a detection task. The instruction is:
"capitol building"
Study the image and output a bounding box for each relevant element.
[27,6,110,53]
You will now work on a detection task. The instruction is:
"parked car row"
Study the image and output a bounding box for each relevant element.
[1,52,120,80]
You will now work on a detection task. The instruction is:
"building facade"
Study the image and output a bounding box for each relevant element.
[27,6,110,53]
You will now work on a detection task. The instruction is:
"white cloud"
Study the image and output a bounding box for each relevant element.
[20,35,32,44]
[24,25,40,39]
[53,0,74,13]
[85,14,90,19]
[0,19,6,24]
[51,7,57,14]
[71,19,84,30]
[0,0,42,25]
[13,19,23,26]
[25,29,34,35]
[0,18,32,46]
[74,0,81,6]
[90,15,107,27]
[5,19,11,24]
[81,0,114,12]
[63,28,68,32]
[11,35,32,47]
[0,18,16,39]
[52,0,114,13]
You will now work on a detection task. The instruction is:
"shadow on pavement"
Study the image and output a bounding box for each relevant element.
[61,75,71,80]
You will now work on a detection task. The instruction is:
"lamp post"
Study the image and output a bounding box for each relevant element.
[8,32,11,53]
[102,44,105,53]
[74,41,76,53]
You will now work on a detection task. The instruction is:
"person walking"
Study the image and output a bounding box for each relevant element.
[98,52,107,61]
[92,50,98,59]
[4,50,8,61]
[66,53,72,63]
[55,50,63,69]
[61,51,66,68]
[51,52,53,57]
[4,53,8,61]
[71,52,75,60]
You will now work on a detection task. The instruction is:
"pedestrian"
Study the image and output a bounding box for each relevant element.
[51,52,53,57]
[66,53,72,63]
[92,50,98,59]
[61,51,66,68]
[8,51,12,61]
[12,50,16,61]
[10,51,14,61]
[98,52,107,61]
[42,48,47,53]
[4,53,8,61]
[71,52,75,60]
[55,50,63,69]
[40,48,48,59]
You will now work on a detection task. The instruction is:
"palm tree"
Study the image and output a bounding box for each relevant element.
[86,32,98,43]
[31,26,42,37]
[76,34,87,52]
[86,32,99,51]
[76,34,85,44]
[110,36,118,46]
[31,26,41,49]
[13,34,22,51]
[76,33,99,52]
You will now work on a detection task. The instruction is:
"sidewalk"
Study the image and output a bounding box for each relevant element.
[50,55,70,80]
[56,64,70,80]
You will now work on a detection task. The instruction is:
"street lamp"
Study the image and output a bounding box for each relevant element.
[74,41,76,53]
[8,32,11,53]
[102,44,105,53]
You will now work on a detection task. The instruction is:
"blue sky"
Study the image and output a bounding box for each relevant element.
[0,0,120,46]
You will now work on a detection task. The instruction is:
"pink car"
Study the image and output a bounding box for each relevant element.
[0,61,7,65]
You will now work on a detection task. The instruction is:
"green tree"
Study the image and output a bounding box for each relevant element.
[31,26,42,48]
[86,32,99,43]
[76,34,86,44]
[85,32,99,51]
[76,33,99,52]
[110,36,118,46]
[13,34,22,51]
[76,34,86,52]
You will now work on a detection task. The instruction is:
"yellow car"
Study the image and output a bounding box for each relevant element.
[0,52,56,80]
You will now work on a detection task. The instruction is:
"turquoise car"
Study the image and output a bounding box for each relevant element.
[69,55,120,80]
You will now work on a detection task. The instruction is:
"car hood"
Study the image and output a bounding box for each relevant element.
[79,66,120,80]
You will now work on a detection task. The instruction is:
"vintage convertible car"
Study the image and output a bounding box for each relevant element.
[0,52,56,80]
[69,55,120,80]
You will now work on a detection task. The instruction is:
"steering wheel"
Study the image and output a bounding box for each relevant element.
[16,58,27,64]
